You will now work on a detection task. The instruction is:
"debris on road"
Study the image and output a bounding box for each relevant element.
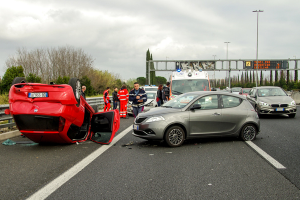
[2,139,16,145]
[121,141,134,147]
[2,139,38,146]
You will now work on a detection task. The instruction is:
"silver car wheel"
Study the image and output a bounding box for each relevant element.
[168,129,184,145]
[242,125,256,141]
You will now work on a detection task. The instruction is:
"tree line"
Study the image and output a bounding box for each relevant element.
[0,46,137,96]
[212,70,300,91]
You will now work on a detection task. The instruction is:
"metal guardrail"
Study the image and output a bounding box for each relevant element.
[0,96,108,131]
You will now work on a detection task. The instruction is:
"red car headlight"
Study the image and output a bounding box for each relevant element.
[58,117,66,132]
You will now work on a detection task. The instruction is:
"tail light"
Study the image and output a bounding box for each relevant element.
[58,117,66,132]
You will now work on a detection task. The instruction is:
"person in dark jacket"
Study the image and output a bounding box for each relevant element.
[81,86,86,100]
[112,87,119,110]
[129,82,147,118]
[156,84,163,107]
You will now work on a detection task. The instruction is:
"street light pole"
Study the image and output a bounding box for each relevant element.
[224,42,230,88]
[212,55,216,87]
[253,10,264,87]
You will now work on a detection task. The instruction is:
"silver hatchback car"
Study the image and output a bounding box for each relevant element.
[132,91,260,147]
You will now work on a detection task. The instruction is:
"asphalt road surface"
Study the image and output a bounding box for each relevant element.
[1,108,300,199]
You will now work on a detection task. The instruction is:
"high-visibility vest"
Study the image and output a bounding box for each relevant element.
[117,89,129,101]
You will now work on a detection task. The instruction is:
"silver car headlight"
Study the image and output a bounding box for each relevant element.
[259,101,269,106]
[146,116,165,123]
[290,100,296,105]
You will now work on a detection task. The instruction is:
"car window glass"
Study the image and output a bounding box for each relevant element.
[163,93,199,109]
[192,95,219,110]
[257,88,287,97]
[249,89,253,96]
[222,95,242,108]
[146,93,155,99]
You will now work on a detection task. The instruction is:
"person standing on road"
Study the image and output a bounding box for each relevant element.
[112,87,119,110]
[156,85,163,107]
[118,85,129,118]
[81,85,86,100]
[163,82,170,102]
[129,82,147,118]
[103,87,111,111]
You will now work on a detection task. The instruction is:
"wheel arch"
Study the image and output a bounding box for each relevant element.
[238,121,260,137]
[163,122,188,139]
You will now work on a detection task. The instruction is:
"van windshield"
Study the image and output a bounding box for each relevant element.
[171,79,209,94]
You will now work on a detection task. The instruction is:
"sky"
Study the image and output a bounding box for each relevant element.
[0,0,299,81]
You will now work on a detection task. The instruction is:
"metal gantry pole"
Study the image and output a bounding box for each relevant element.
[253,10,264,87]
[224,42,230,87]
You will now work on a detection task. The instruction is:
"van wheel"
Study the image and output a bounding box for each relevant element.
[240,124,257,141]
[164,126,185,147]
[12,77,26,85]
[68,78,81,107]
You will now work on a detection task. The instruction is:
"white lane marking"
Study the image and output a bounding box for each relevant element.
[245,141,286,169]
[27,125,133,200]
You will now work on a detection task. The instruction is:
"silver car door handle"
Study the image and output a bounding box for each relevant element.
[213,113,221,116]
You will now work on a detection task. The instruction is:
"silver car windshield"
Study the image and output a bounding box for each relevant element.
[146,93,156,99]
[162,93,199,109]
[232,88,241,92]
[257,88,287,97]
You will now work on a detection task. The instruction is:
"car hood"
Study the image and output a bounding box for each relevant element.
[258,96,293,104]
[139,107,180,117]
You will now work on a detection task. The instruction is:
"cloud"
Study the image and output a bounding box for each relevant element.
[0,0,300,81]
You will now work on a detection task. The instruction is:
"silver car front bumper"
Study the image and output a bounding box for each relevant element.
[258,105,297,115]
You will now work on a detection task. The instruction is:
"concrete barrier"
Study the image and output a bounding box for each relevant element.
[291,91,300,104]
[0,130,21,141]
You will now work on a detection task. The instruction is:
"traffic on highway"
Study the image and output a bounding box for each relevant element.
[1,69,300,199]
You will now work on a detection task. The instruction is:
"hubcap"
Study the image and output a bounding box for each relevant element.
[168,129,183,145]
[75,80,81,99]
[243,126,256,140]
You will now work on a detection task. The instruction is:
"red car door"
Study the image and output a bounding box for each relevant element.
[89,109,120,144]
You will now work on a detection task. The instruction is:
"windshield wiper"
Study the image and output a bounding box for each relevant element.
[172,90,182,94]
[161,106,172,108]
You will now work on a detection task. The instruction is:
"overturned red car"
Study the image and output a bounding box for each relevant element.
[5,77,120,144]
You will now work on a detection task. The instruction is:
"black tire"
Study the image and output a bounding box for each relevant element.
[12,77,26,85]
[91,105,98,113]
[68,78,81,107]
[289,113,296,118]
[164,126,185,147]
[240,124,257,141]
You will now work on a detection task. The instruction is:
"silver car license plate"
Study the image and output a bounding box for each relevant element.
[276,108,284,111]
[28,92,48,98]
[133,125,139,130]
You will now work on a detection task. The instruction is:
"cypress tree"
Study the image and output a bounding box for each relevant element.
[253,70,255,84]
[270,70,273,85]
[250,71,252,83]
[146,49,151,84]
[287,70,290,85]
[260,71,263,85]
[150,54,156,85]
[275,70,278,82]
[295,70,298,82]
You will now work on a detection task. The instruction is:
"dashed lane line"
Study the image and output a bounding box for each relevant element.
[27,125,133,200]
[246,141,286,169]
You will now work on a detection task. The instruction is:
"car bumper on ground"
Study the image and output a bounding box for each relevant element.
[258,105,297,115]
[132,120,166,140]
